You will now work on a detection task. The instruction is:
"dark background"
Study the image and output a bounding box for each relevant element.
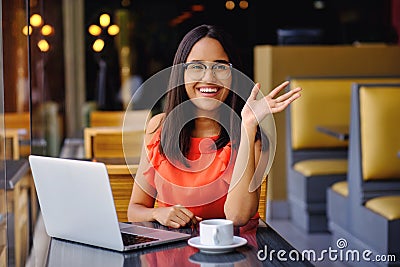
[84,0,397,103]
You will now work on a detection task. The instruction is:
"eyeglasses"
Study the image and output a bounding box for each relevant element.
[184,62,232,80]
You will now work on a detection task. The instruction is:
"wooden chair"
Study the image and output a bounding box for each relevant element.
[84,109,150,158]
[89,109,150,127]
[85,110,148,221]
[1,160,31,267]
[4,113,39,244]
[0,129,20,160]
[93,130,144,159]
[4,112,30,157]
[105,163,138,222]
[328,83,400,259]
[91,129,144,221]
[258,178,268,221]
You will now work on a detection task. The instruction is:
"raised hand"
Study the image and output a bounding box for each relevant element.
[265,81,301,113]
[241,81,301,128]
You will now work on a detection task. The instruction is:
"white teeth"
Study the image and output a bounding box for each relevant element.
[199,88,218,93]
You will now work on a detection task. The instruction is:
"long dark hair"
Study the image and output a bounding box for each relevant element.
[159,25,247,165]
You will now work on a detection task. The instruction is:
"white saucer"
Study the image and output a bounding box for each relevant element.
[187,236,247,254]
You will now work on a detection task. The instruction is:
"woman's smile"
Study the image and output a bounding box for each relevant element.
[197,85,222,97]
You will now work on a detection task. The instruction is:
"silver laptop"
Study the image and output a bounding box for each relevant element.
[29,155,190,252]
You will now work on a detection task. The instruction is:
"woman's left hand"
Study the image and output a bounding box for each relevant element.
[241,81,301,128]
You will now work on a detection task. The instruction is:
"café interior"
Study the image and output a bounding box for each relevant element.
[1,0,400,266]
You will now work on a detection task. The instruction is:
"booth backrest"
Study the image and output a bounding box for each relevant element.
[360,86,400,181]
[289,77,400,150]
[348,83,400,204]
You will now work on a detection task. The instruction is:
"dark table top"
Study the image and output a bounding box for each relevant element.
[0,159,29,189]
[316,125,349,141]
[41,220,314,267]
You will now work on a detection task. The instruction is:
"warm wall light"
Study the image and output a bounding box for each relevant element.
[41,25,54,36]
[99,14,111,27]
[314,0,325,9]
[92,39,105,52]
[38,39,50,52]
[191,4,205,12]
[239,0,249,9]
[121,0,131,7]
[30,14,43,27]
[22,25,33,36]
[89,13,119,52]
[22,14,54,53]
[107,25,120,36]
[225,1,235,10]
[88,25,102,36]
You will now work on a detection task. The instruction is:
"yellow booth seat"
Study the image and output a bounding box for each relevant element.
[293,159,348,177]
[365,196,400,221]
[331,181,348,197]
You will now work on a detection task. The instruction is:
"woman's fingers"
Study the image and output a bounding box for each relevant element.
[173,214,189,227]
[270,91,301,113]
[249,83,261,100]
[168,221,182,228]
[267,82,301,114]
[267,81,290,99]
[173,205,194,226]
[275,86,301,102]
[154,206,194,228]
[276,89,301,107]
[241,81,301,125]
[179,207,199,225]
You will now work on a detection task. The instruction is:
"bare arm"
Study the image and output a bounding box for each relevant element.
[224,82,301,226]
[224,128,262,226]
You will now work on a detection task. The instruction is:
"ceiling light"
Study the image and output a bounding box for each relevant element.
[41,25,54,36]
[225,1,235,10]
[22,25,33,36]
[92,39,105,52]
[107,25,120,36]
[30,14,43,27]
[38,39,50,52]
[239,0,249,9]
[99,14,111,27]
[88,25,102,36]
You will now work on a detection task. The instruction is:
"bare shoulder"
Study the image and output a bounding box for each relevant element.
[146,113,165,133]
[144,113,165,144]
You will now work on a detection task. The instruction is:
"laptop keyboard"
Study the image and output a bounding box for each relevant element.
[121,232,159,246]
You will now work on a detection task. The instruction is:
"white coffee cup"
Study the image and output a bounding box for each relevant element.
[199,219,234,246]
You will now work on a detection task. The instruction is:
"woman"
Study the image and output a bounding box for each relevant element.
[127,25,301,228]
